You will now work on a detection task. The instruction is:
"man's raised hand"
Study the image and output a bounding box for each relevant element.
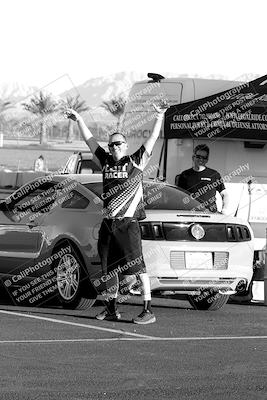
[152,99,169,115]
[63,108,81,122]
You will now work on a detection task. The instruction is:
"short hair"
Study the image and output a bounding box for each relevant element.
[194,144,209,157]
[109,132,127,142]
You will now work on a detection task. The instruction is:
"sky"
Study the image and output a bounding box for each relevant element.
[1,0,267,93]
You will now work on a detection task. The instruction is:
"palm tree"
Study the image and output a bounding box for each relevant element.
[61,95,90,142]
[0,99,13,114]
[101,95,126,129]
[0,99,13,132]
[22,91,58,144]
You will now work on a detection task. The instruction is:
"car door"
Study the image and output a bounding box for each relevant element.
[0,180,56,283]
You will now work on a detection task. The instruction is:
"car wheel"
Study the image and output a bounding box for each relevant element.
[188,289,229,311]
[52,243,97,310]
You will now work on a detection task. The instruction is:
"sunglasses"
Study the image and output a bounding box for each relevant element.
[194,154,208,160]
[108,141,126,149]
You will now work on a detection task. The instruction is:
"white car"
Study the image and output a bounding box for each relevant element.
[83,175,254,310]
[0,174,254,311]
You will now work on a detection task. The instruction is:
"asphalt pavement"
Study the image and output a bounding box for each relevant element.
[0,296,266,400]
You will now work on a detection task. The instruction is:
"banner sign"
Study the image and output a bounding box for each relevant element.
[164,75,267,140]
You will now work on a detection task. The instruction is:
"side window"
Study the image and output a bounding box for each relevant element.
[6,181,58,221]
[61,190,89,209]
[78,159,102,174]
[64,155,77,173]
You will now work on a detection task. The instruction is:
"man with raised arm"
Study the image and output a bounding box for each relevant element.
[65,101,167,324]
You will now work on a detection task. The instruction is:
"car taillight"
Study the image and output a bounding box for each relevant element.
[226,224,251,241]
[152,224,164,239]
[227,226,235,241]
[140,222,164,240]
[140,222,251,242]
[243,227,251,240]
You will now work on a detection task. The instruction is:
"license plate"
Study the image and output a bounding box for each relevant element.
[185,252,213,269]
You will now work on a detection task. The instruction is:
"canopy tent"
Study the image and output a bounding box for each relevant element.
[164,74,267,141]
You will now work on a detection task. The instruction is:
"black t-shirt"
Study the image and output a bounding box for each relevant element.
[95,145,151,219]
[177,167,225,212]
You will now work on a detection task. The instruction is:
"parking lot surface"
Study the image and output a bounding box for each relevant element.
[0,297,266,400]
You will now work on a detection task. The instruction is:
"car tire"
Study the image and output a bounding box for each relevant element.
[52,243,97,310]
[188,289,229,311]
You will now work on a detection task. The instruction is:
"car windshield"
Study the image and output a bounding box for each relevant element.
[84,181,206,211]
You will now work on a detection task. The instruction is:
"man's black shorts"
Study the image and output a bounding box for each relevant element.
[97,218,146,276]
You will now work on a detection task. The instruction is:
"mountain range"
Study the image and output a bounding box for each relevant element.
[0,72,150,106]
[1,71,257,122]
[0,71,235,106]
[0,72,148,121]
